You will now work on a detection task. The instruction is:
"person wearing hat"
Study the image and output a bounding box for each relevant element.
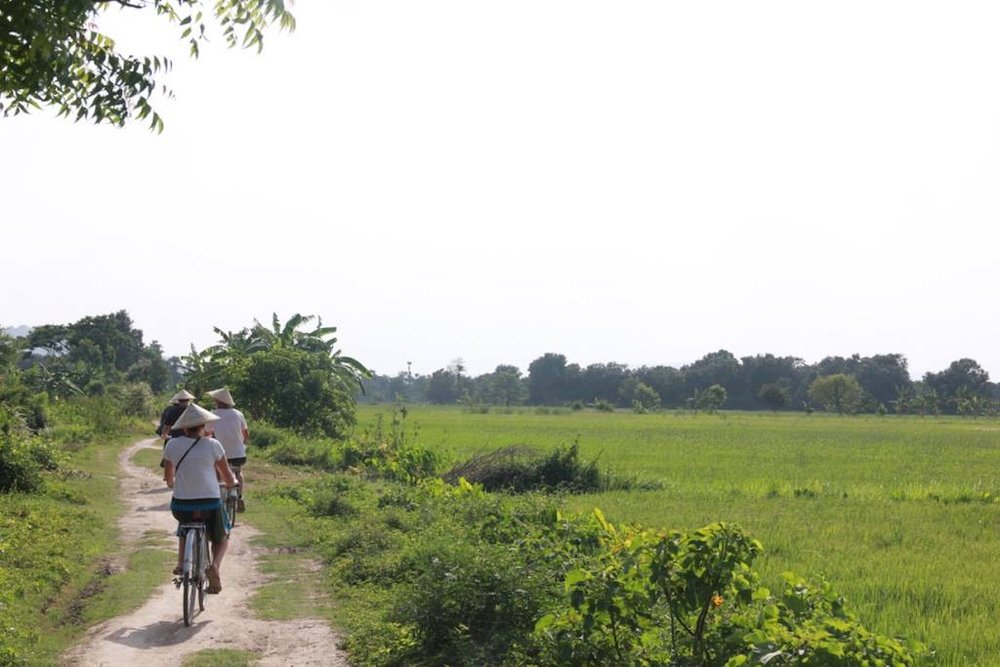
[206,387,250,512]
[158,389,196,440]
[163,403,236,594]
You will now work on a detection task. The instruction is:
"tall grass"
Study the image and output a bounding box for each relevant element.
[355,406,1000,665]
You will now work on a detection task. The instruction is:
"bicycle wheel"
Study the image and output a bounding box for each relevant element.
[196,530,207,611]
[225,491,238,530]
[183,572,194,626]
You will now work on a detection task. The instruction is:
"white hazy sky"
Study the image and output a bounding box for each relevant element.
[2,1,1000,379]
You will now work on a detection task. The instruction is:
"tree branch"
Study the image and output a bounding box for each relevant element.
[96,0,146,8]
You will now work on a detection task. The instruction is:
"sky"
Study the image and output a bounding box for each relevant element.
[2,1,1000,379]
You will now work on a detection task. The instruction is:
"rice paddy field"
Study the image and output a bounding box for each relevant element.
[357,405,1000,665]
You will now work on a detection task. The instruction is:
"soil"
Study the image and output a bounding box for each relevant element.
[62,438,349,666]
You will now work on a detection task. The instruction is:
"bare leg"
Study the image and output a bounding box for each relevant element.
[211,538,229,573]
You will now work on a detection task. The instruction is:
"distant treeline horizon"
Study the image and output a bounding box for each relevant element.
[360,350,998,415]
[4,320,995,416]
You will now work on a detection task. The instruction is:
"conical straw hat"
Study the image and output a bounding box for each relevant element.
[207,387,236,407]
[170,389,196,402]
[171,403,220,431]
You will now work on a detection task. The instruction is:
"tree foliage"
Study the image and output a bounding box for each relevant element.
[808,374,863,415]
[360,349,1000,416]
[17,310,168,396]
[235,347,358,439]
[183,313,369,438]
[0,0,295,129]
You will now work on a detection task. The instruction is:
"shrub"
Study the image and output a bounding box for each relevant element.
[390,538,546,665]
[0,382,49,431]
[110,382,156,418]
[266,438,337,468]
[533,515,924,666]
[0,406,59,493]
[442,443,601,493]
[232,347,358,438]
[336,411,439,483]
[308,477,358,517]
[249,420,283,449]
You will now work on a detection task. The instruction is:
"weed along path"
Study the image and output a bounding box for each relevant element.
[64,438,348,666]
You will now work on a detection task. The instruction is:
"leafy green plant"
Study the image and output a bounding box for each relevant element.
[337,411,438,483]
[110,382,156,418]
[390,538,545,665]
[725,573,923,665]
[442,443,601,493]
[0,405,60,492]
[533,514,923,666]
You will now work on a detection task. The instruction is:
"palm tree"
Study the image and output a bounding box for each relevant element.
[180,344,224,397]
[206,327,267,365]
[252,313,370,389]
[892,384,913,415]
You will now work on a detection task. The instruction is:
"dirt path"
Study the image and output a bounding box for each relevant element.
[63,438,348,666]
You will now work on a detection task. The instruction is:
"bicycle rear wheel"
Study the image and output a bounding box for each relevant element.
[225,491,238,530]
[183,572,195,626]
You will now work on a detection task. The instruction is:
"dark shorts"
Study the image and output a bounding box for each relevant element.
[171,497,228,543]
[228,457,247,467]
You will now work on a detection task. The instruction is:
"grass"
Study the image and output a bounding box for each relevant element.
[240,460,339,622]
[181,648,259,666]
[355,404,1000,665]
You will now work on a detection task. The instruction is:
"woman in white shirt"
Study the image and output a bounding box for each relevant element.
[163,403,236,594]
[206,387,250,511]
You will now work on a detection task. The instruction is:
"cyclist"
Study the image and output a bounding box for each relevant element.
[206,387,249,512]
[158,389,195,471]
[159,389,196,440]
[163,402,236,594]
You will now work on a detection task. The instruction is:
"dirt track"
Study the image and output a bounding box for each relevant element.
[62,438,348,666]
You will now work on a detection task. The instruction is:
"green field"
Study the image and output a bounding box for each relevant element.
[357,405,1000,665]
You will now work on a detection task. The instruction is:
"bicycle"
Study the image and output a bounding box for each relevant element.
[175,519,210,626]
[230,461,245,514]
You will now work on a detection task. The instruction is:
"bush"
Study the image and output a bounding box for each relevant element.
[0,382,49,431]
[266,438,337,468]
[442,443,601,493]
[308,477,358,517]
[0,406,59,493]
[390,538,545,665]
[110,382,156,418]
[249,421,283,449]
[592,399,614,412]
[232,347,358,438]
[336,411,439,483]
[533,516,924,666]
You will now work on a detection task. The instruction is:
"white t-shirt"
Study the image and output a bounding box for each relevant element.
[210,408,248,459]
[164,436,226,500]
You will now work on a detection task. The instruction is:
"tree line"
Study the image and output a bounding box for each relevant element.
[5,314,994,417]
[2,311,369,438]
[360,350,999,415]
